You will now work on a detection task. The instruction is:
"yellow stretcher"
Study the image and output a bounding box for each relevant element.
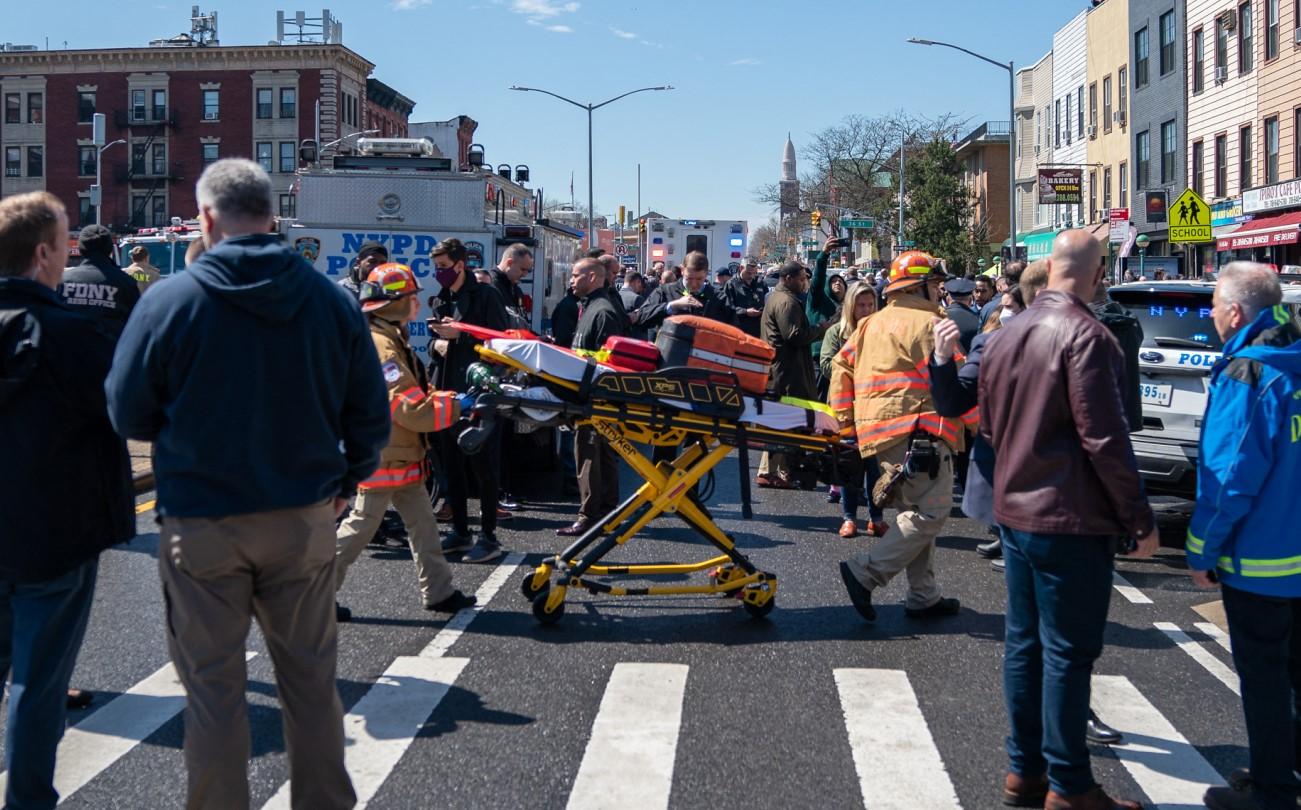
[463,341,854,625]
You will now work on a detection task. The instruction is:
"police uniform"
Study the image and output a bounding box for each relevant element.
[334,315,461,607]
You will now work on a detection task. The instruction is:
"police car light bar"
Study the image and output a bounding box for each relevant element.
[356,137,437,157]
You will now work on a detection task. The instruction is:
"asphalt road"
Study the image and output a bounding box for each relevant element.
[1,460,1244,810]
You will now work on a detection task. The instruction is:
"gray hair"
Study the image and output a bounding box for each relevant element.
[503,242,533,262]
[1218,261,1282,321]
[195,158,273,223]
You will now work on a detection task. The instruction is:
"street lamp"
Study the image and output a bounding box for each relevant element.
[1135,233,1151,279]
[907,37,1017,266]
[510,84,673,244]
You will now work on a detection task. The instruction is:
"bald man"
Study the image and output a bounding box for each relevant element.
[978,229,1156,809]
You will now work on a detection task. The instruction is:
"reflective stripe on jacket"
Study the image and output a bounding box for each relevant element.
[829,294,966,457]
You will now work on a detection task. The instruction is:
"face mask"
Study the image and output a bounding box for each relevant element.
[999,307,1018,325]
[434,265,460,289]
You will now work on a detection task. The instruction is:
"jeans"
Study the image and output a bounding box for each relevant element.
[841,454,884,523]
[0,558,99,810]
[1222,584,1301,810]
[1002,528,1114,796]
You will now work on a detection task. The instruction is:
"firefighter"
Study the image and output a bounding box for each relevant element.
[829,250,965,623]
[334,262,476,621]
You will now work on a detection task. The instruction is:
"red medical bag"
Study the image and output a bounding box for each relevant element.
[655,315,775,394]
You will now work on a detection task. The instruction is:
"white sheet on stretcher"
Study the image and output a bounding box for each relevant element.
[489,339,838,434]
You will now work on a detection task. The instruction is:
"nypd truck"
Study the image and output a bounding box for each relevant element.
[643,217,748,273]
[280,137,580,357]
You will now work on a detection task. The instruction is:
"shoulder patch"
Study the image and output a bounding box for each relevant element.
[1223,356,1263,387]
[381,362,401,383]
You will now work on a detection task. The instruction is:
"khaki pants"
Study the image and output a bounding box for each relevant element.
[845,440,953,611]
[335,484,454,606]
[158,500,355,810]
[575,425,620,523]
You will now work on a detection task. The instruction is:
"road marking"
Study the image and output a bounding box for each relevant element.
[565,663,688,810]
[1193,621,1232,654]
[0,653,255,804]
[1112,572,1153,604]
[1155,622,1240,696]
[262,554,524,809]
[135,499,155,515]
[834,668,962,810]
[1091,675,1224,809]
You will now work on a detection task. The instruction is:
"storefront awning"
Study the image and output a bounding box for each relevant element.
[1215,211,1301,251]
[1022,230,1057,260]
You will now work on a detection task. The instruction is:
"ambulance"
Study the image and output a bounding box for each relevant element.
[642,217,748,273]
[280,136,581,357]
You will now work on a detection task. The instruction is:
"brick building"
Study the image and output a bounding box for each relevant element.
[0,42,411,231]
[955,120,1012,262]
[364,78,413,139]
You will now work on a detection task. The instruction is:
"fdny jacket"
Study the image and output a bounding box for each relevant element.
[1187,305,1301,596]
[829,294,966,458]
[361,316,461,490]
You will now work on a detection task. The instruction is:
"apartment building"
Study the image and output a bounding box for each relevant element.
[1016,52,1055,243]
[1128,0,1187,256]
[1086,0,1133,251]
[955,120,1011,261]
[1051,9,1089,230]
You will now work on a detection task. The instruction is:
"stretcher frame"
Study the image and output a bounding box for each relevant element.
[468,345,853,624]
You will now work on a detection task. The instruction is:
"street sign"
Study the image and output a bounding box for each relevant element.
[1108,208,1130,244]
[900,240,916,248]
[1169,188,1212,243]
[840,218,875,230]
[614,243,629,256]
[619,255,637,266]
[801,240,818,247]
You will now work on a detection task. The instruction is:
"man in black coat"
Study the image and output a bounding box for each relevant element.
[429,239,512,563]
[557,258,627,536]
[725,256,768,337]
[944,277,982,354]
[59,224,139,338]
[0,193,134,808]
[632,250,733,331]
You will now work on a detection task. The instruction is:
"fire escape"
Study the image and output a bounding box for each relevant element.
[114,102,180,228]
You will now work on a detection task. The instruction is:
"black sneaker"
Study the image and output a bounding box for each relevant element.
[839,562,876,622]
[905,597,961,618]
[464,540,504,564]
[499,493,521,511]
[441,533,473,554]
[976,537,1003,559]
[335,602,353,623]
[425,590,477,613]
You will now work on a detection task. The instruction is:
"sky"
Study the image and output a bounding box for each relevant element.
[9,0,1090,229]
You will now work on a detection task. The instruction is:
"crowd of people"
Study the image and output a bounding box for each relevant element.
[0,156,1298,810]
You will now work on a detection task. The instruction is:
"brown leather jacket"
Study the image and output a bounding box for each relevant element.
[977,289,1154,539]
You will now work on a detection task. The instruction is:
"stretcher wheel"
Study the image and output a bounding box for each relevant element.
[520,569,550,601]
[743,597,775,619]
[531,589,565,624]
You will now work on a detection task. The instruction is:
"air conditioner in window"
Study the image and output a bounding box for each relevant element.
[1219,9,1237,30]
[203,111,218,121]
[1214,66,1229,83]
[1034,145,1041,155]
[1294,27,1301,44]
[1113,110,1127,127]
[1086,125,1097,138]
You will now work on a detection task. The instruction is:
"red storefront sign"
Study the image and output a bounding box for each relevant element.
[1216,228,1300,251]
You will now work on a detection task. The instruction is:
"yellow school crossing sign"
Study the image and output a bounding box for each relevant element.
[1169,188,1212,243]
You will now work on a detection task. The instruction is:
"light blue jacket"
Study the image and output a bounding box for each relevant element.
[1186,305,1301,596]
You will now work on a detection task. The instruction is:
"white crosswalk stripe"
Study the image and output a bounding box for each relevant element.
[1193,621,1232,654]
[835,668,963,810]
[1112,572,1153,604]
[1155,622,1240,696]
[1091,674,1225,809]
[565,663,689,810]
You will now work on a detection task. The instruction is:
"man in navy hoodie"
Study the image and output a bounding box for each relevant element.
[106,159,389,810]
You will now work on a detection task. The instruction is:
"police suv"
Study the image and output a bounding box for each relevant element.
[1110,280,1301,498]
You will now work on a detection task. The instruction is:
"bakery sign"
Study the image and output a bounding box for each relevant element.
[1038,168,1082,205]
[1243,178,1301,214]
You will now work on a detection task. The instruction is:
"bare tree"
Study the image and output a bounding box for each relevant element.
[749,217,783,261]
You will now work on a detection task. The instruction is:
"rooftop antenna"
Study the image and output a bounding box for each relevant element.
[190,6,219,46]
[276,9,342,44]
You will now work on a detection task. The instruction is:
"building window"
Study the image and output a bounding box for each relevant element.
[279,141,295,173]
[1087,171,1097,222]
[1239,2,1254,74]
[202,89,219,120]
[77,92,96,124]
[1265,116,1280,184]
[1266,0,1280,60]
[4,94,18,124]
[3,147,18,177]
[152,196,167,227]
[1103,76,1113,133]
[25,145,42,178]
[152,89,166,121]
[78,145,96,176]
[1077,86,1084,137]
[131,89,146,122]
[1088,83,1098,132]
[202,142,219,166]
[1161,119,1177,183]
[1103,166,1113,212]
[1216,17,1229,72]
[1055,99,1061,147]
[26,93,42,124]
[151,143,166,176]
[1160,11,1176,75]
[1137,130,1150,188]
[256,88,273,120]
[1192,28,1205,93]
[1118,67,1128,123]
[1134,27,1149,88]
[1240,125,1253,190]
[131,143,146,175]
[1192,140,1205,194]
[256,141,273,173]
[280,88,296,119]
[1065,94,1072,143]
[1215,134,1228,196]
[79,198,95,228]
[1296,109,1301,178]
[279,194,296,219]
[1120,161,1129,208]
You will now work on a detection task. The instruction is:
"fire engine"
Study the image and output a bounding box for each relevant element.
[280,136,580,356]
[642,217,748,273]
[115,220,203,276]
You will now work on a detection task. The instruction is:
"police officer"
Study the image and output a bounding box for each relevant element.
[943,277,981,354]
[339,240,388,299]
[334,262,476,620]
[725,256,768,337]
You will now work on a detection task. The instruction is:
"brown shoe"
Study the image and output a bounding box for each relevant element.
[838,519,859,539]
[555,519,592,537]
[1001,773,1048,807]
[1044,787,1142,809]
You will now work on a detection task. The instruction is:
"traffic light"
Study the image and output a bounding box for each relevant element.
[618,205,626,227]
[638,218,646,235]
[811,210,821,229]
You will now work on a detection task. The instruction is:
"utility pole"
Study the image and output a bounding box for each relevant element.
[898,129,906,252]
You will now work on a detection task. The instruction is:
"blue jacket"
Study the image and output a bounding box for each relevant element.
[106,233,391,518]
[1187,305,1301,596]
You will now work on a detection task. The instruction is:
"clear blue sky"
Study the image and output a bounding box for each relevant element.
[13,0,1088,228]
